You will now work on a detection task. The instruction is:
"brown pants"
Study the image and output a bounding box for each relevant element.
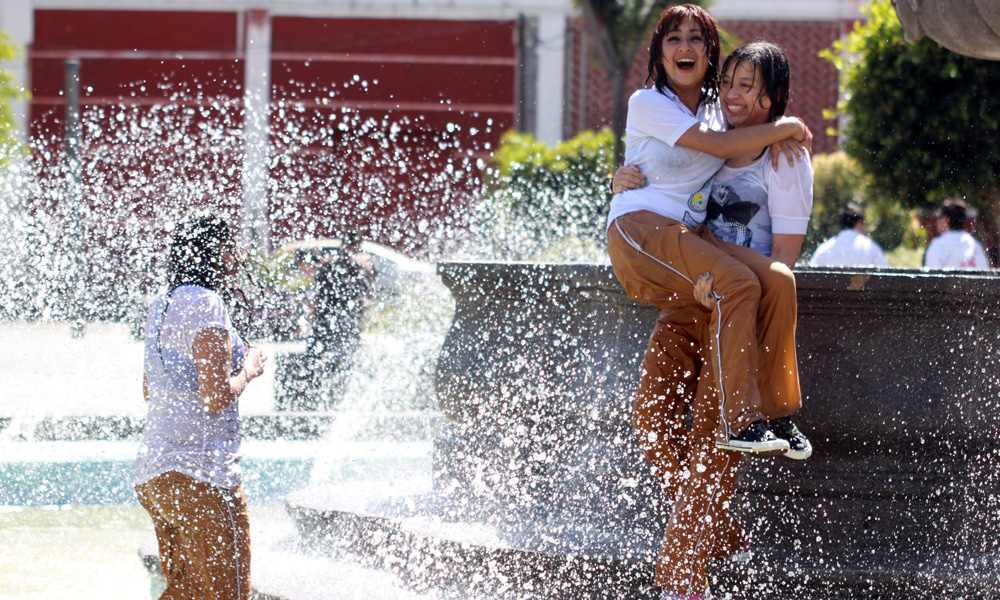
[135,471,251,600]
[608,211,802,594]
[608,211,802,437]
[634,305,745,593]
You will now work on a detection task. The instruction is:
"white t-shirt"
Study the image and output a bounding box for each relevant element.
[607,87,727,228]
[924,230,990,269]
[135,284,248,490]
[705,149,813,256]
[809,229,889,267]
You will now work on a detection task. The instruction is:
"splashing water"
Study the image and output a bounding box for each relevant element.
[0,63,590,597]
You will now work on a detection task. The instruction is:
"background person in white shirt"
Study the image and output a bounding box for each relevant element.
[808,203,889,267]
[923,198,991,269]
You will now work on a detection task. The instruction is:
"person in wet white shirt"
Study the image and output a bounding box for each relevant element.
[924,198,991,270]
[135,212,267,600]
[809,203,889,267]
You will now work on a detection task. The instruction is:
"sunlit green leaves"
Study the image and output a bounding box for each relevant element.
[824,0,1000,211]
[476,128,616,260]
[0,30,27,161]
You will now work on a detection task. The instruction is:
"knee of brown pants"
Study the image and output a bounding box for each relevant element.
[136,473,251,600]
[633,307,706,495]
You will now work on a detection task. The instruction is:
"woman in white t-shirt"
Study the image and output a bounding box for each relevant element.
[134,212,266,600]
[604,8,809,599]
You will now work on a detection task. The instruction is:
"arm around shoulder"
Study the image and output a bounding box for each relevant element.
[676,117,806,160]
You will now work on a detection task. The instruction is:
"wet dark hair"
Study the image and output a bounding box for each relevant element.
[157,211,249,363]
[941,198,968,231]
[168,211,235,293]
[840,202,866,230]
[720,41,790,122]
[647,4,721,106]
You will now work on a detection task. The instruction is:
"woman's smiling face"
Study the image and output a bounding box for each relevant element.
[720,60,772,129]
[660,17,709,93]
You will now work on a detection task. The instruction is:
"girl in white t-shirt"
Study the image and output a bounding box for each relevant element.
[616,41,815,440]
[604,8,810,599]
[135,212,267,600]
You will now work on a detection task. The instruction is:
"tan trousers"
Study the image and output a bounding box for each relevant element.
[634,305,745,593]
[135,471,251,600]
[608,211,802,437]
[608,211,802,594]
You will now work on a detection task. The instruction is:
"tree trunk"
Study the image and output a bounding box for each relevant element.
[611,68,628,165]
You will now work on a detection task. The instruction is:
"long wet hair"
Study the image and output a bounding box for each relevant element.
[720,41,790,123]
[646,4,721,106]
[167,211,234,293]
[155,211,246,362]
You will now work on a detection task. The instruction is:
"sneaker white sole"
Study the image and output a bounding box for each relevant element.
[715,438,790,454]
[782,441,813,460]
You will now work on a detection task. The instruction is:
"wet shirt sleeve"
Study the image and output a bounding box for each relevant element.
[183,292,230,351]
[766,152,814,236]
[627,90,702,147]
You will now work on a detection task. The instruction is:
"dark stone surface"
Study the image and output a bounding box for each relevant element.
[894,0,1000,61]
[286,484,659,600]
[286,262,1000,598]
[431,262,667,556]
[428,262,1000,597]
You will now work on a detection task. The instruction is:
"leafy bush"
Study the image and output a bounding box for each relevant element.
[0,31,26,157]
[474,128,615,260]
[821,0,1000,212]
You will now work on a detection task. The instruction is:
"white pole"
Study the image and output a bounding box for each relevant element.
[242,9,272,252]
[534,13,566,145]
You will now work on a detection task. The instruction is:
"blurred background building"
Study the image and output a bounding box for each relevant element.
[0,0,864,254]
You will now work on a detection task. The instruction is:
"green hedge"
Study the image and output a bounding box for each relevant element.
[475,128,615,260]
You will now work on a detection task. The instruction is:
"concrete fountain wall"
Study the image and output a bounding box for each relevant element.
[432,263,1000,598]
[289,262,1000,599]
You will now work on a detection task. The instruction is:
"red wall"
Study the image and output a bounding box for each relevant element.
[265,16,516,249]
[28,10,518,255]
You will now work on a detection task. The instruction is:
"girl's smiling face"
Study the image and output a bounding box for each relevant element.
[720,60,772,129]
[660,17,709,93]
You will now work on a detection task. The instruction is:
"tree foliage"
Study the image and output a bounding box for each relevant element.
[822,0,1000,212]
[0,30,26,157]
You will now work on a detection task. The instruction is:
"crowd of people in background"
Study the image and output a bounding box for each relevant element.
[810,197,992,270]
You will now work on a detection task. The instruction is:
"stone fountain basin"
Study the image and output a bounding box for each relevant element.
[284,264,1000,599]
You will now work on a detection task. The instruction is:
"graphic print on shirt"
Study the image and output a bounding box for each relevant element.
[705,181,761,247]
[683,178,713,228]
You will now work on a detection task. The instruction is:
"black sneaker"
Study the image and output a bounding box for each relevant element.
[769,416,813,460]
[716,421,790,455]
